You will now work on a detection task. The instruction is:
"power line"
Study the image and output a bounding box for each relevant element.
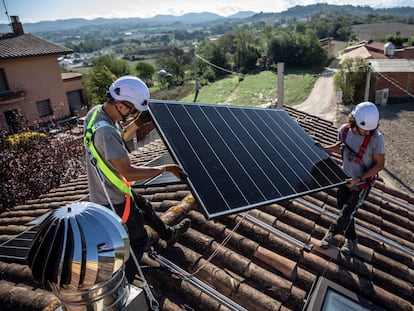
[2,0,10,24]
[195,53,245,77]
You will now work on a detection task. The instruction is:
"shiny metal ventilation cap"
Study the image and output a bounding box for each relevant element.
[27,201,130,290]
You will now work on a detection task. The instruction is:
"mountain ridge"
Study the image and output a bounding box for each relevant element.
[1,4,413,34]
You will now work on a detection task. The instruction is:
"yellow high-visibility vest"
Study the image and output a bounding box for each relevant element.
[84,105,132,222]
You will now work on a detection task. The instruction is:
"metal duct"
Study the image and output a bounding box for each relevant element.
[27,201,130,311]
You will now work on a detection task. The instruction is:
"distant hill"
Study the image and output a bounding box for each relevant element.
[146,12,225,24]
[0,4,413,34]
[247,3,414,23]
[228,11,256,19]
[0,12,226,33]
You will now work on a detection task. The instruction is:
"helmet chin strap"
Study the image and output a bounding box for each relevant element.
[115,103,129,122]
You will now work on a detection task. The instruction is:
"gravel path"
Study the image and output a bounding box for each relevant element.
[295,59,414,195]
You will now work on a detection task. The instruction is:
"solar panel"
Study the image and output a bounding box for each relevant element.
[149,101,348,219]
[0,212,49,263]
[0,226,38,263]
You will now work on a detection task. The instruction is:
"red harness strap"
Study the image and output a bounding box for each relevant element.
[342,124,372,164]
[121,179,131,223]
[359,176,377,189]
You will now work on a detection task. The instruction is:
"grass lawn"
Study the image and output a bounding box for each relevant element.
[179,70,318,107]
[180,75,240,104]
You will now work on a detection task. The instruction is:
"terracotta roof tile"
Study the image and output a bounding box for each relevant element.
[0,33,72,59]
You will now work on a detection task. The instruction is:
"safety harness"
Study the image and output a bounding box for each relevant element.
[342,124,377,189]
[84,105,132,223]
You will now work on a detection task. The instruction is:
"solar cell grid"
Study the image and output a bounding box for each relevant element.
[150,101,348,219]
[0,227,38,262]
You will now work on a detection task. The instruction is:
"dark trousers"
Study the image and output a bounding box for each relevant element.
[109,189,170,282]
[329,186,363,240]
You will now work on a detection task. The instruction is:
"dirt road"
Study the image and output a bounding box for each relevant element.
[295,58,342,124]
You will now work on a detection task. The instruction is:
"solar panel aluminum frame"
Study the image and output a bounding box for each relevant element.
[149,100,348,219]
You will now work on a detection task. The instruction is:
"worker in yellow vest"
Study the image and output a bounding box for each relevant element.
[84,75,191,282]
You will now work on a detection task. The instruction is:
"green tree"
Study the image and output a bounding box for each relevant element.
[232,27,261,72]
[82,54,132,107]
[267,31,297,65]
[92,54,132,77]
[385,33,403,47]
[267,30,326,68]
[301,31,327,68]
[235,45,261,73]
[83,66,117,107]
[261,23,275,51]
[334,57,368,104]
[136,62,156,86]
[198,41,231,78]
[157,56,185,86]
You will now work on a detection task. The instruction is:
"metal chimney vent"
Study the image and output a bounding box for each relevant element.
[27,201,130,311]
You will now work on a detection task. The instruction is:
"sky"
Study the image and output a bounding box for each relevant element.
[1,0,413,24]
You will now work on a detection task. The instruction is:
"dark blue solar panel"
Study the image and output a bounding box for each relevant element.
[149,101,348,219]
[0,226,38,263]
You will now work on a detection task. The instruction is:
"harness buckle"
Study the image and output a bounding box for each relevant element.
[90,157,97,166]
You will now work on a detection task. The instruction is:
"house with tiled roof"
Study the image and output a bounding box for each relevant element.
[0,105,413,311]
[368,59,414,105]
[341,40,414,104]
[342,40,414,62]
[0,16,84,133]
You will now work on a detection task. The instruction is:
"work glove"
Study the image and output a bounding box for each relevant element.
[164,164,187,181]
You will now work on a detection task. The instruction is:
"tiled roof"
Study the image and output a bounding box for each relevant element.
[369,59,414,73]
[0,107,413,311]
[341,46,388,61]
[0,33,72,60]
[61,72,82,80]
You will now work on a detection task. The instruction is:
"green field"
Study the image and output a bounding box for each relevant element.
[180,70,318,107]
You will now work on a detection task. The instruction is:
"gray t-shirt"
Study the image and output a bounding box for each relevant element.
[339,123,385,180]
[84,106,129,205]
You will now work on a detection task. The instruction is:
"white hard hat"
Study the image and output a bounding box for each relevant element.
[352,101,379,131]
[108,76,150,111]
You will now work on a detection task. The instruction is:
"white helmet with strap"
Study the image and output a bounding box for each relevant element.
[352,101,379,131]
[108,76,150,111]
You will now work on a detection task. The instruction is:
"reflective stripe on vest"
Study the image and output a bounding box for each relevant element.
[84,106,133,221]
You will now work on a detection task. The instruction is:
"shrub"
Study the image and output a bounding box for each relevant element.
[4,132,48,150]
[0,132,85,212]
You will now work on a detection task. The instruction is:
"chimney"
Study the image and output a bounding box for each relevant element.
[10,16,24,35]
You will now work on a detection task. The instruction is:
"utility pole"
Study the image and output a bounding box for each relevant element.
[193,46,199,103]
[364,63,371,101]
[277,63,284,108]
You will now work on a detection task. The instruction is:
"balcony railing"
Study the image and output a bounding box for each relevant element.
[0,87,27,103]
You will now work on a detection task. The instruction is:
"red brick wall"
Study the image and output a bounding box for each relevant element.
[394,47,414,59]
[372,72,414,103]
